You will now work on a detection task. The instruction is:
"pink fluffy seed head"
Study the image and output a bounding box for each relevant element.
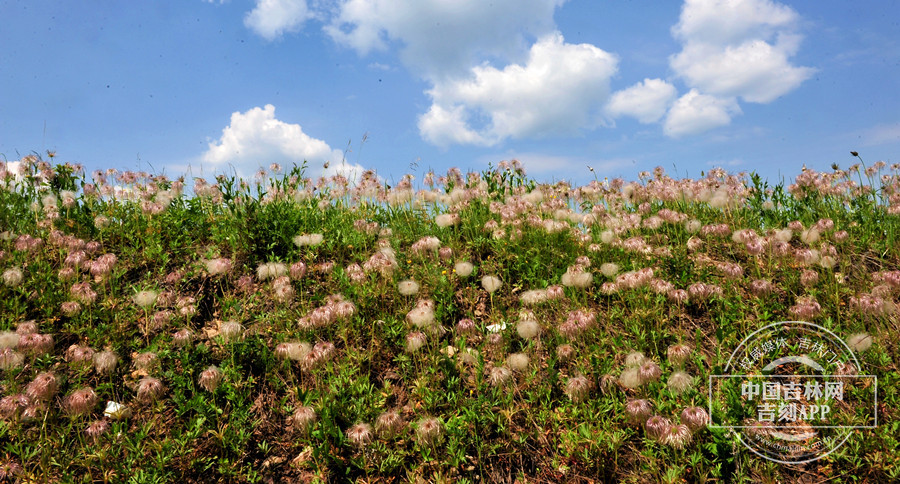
[65,387,98,417]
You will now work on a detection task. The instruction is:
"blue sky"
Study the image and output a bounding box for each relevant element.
[2,0,899,187]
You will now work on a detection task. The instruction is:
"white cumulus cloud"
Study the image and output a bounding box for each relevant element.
[203,104,363,179]
[244,0,311,41]
[669,0,814,104]
[419,33,618,147]
[672,0,798,45]
[663,90,741,138]
[325,0,564,78]
[606,78,678,124]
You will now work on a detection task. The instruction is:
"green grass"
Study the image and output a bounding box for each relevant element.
[0,155,897,482]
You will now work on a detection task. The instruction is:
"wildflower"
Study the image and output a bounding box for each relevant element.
[681,406,709,432]
[639,360,662,384]
[799,228,821,245]
[516,319,541,340]
[204,257,232,276]
[564,375,591,403]
[70,282,98,306]
[644,415,672,442]
[60,301,82,316]
[376,410,405,438]
[561,265,593,288]
[789,296,821,320]
[507,353,530,372]
[456,318,476,334]
[199,366,223,392]
[415,417,442,446]
[172,328,193,348]
[0,348,24,370]
[256,262,287,281]
[293,233,324,247]
[133,352,158,372]
[0,394,29,421]
[85,419,109,441]
[65,387,99,417]
[66,344,95,369]
[398,279,420,296]
[846,333,873,352]
[619,367,642,389]
[93,350,119,375]
[272,275,294,303]
[15,321,37,335]
[410,236,441,255]
[132,290,158,309]
[667,289,688,303]
[290,261,307,279]
[219,321,244,342]
[663,423,692,449]
[489,366,513,387]
[666,344,692,367]
[405,332,427,353]
[17,333,53,355]
[559,309,596,339]
[625,351,646,368]
[25,372,59,402]
[136,377,165,402]
[346,423,373,448]
[481,275,502,293]
[749,279,774,297]
[454,261,474,277]
[600,263,620,277]
[667,371,694,395]
[435,213,459,228]
[291,406,316,435]
[2,267,23,287]
[519,289,548,305]
[556,344,575,362]
[0,331,19,349]
[625,399,653,425]
[684,219,702,233]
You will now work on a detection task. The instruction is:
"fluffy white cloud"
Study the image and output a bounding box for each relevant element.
[325,0,564,78]
[663,90,741,138]
[244,0,311,40]
[606,78,678,124]
[672,0,798,45]
[419,33,618,146]
[203,104,364,178]
[669,0,813,104]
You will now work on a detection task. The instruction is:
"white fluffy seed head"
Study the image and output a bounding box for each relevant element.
[398,279,420,296]
[293,233,324,247]
[624,351,646,368]
[846,333,873,352]
[516,319,541,340]
[506,353,530,372]
[405,332,427,353]
[92,350,119,375]
[667,371,694,395]
[256,262,288,280]
[454,261,474,277]
[619,367,642,389]
[600,263,620,277]
[0,331,20,349]
[132,290,158,309]
[481,275,502,293]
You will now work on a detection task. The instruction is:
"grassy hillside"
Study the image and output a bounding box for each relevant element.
[0,155,897,482]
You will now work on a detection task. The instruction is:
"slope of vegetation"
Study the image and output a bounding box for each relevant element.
[0,155,897,482]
